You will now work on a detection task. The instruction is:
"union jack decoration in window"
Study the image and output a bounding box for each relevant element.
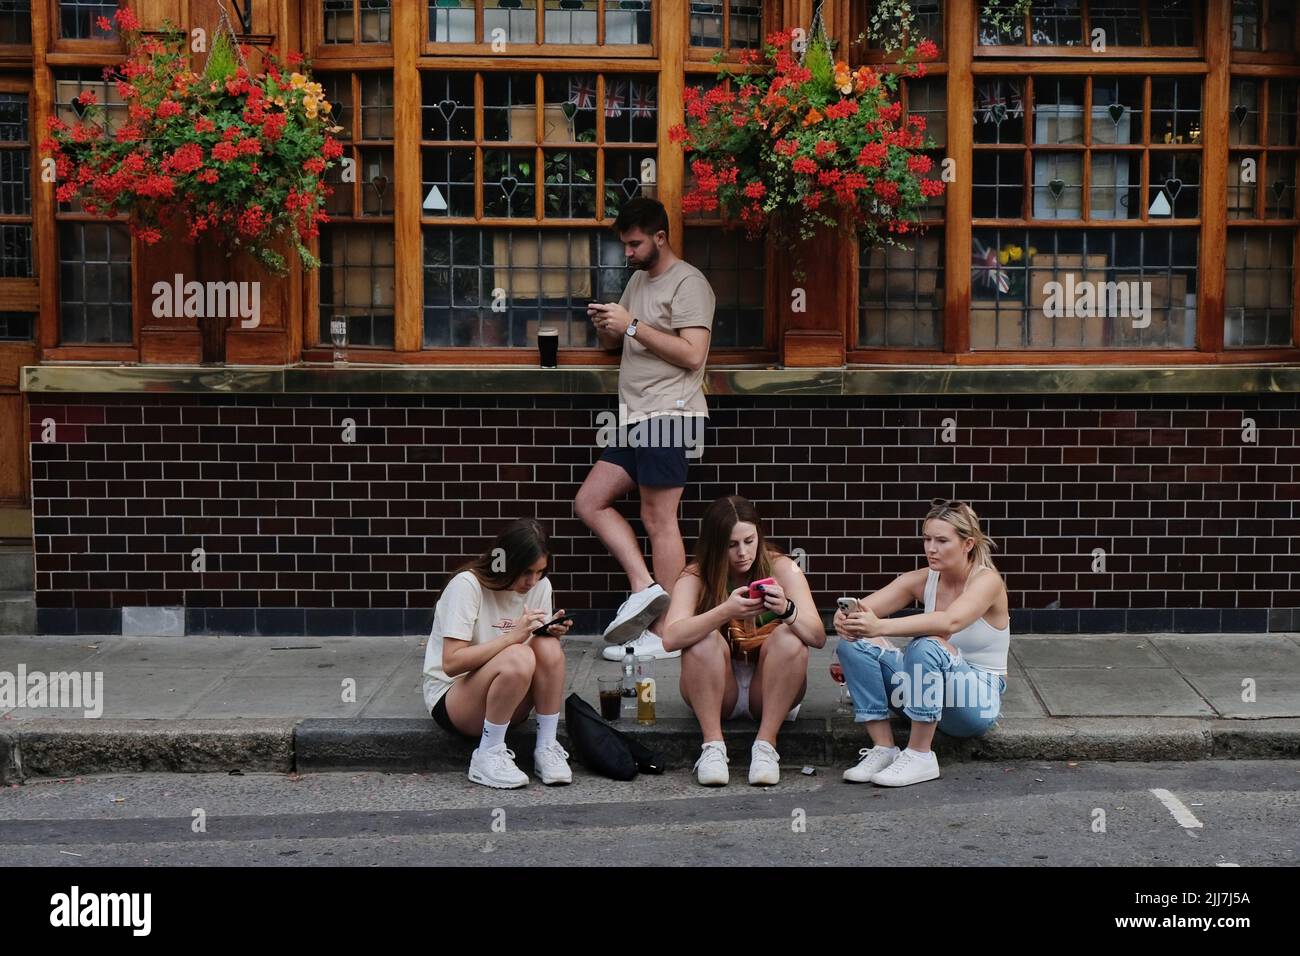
[565,77,654,121]
[976,80,1024,125]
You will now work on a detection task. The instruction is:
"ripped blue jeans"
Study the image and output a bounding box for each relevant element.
[836,637,1006,738]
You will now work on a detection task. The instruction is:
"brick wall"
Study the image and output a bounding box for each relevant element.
[27,391,1300,635]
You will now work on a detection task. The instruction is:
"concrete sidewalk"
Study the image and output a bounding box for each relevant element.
[2,632,1300,783]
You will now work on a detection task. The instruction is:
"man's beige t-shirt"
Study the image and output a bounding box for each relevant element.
[616,259,716,423]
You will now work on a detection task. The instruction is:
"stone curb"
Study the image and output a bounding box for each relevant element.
[2,716,1298,783]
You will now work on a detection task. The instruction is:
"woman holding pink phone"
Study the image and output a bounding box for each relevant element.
[422,518,574,790]
[661,495,826,787]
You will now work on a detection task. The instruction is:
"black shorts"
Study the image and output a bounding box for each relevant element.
[598,414,706,489]
[431,694,473,738]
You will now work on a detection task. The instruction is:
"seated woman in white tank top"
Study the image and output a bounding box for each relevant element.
[831,499,1011,789]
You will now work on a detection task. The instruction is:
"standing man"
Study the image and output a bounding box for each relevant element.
[576,197,716,662]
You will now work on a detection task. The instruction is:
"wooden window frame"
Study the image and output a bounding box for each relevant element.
[301,0,660,60]
[306,0,395,62]
[302,0,778,364]
[0,80,38,314]
[45,0,126,55]
[307,66,396,354]
[684,0,768,63]
[1230,0,1300,64]
[844,0,1300,364]
[850,0,945,64]
[974,0,1205,60]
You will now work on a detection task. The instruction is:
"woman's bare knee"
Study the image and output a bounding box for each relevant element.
[496,643,536,680]
[529,635,565,670]
[682,633,727,667]
[763,626,807,662]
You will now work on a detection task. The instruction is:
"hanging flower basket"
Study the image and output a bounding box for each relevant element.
[668,24,945,276]
[40,7,341,277]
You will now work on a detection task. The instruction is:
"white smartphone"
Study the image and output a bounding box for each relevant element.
[836,597,859,614]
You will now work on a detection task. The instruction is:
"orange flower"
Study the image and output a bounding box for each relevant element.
[833,60,853,96]
[803,108,823,127]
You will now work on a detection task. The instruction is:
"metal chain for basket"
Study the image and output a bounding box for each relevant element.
[798,0,833,66]
[215,0,249,69]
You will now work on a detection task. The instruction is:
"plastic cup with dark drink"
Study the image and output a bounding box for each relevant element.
[597,676,622,721]
[538,326,559,368]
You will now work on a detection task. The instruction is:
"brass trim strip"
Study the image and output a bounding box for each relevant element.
[20,364,1300,395]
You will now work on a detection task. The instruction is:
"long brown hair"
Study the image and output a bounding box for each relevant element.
[689,495,783,616]
[447,518,550,592]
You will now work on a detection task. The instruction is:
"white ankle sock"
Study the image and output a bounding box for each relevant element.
[905,747,935,760]
[536,712,559,749]
[480,719,508,752]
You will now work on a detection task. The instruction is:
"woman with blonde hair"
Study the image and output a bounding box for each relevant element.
[833,499,1010,788]
[662,495,825,787]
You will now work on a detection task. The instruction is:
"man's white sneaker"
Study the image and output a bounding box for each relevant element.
[603,584,671,645]
[468,743,529,789]
[748,740,781,786]
[693,741,729,786]
[870,748,940,787]
[842,745,900,783]
[600,629,680,662]
[532,742,573,786]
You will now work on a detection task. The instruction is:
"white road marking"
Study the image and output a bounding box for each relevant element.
[1149,788,1204,829]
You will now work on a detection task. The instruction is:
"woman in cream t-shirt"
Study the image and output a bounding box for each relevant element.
[422,518,574,789]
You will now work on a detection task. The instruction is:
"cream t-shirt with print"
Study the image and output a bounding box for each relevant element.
[421,570,554,713]
[616,258,715,424]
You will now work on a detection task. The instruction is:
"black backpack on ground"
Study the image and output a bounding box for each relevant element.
[564,692,666,780]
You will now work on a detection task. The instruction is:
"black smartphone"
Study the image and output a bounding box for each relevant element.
[532,612,572,636]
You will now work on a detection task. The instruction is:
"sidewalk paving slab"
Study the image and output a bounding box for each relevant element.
[1022,667,1217,718]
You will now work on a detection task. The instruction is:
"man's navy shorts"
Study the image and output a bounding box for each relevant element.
[598,414,707,489]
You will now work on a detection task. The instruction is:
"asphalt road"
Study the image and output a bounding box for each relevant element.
[1,760,1296,867]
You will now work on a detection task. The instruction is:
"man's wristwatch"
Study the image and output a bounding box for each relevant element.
[626,316,639,337]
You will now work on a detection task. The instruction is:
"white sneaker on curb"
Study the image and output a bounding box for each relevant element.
[603,584,671,645]
[600,629,680,662]
[748,740,781,786]
[693,741,729,786]
[870,748,940,787]
[468,743,529,789]
[842,745,900,783]
[533,742,573,785]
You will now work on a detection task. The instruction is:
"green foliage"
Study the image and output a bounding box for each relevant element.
[204,28,239,85]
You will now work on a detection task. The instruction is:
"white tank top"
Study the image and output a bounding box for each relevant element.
[923,567,1010,675]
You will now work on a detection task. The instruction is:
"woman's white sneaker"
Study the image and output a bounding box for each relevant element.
[468,743,529,789]
[748,740,781,786]
[693,741,729,786]
[843,745,900,783]
[603,584,671,645]
[532,742,573,785]
[870,748,940,787]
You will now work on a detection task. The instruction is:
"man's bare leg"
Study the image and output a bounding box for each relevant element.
[575,460,655,591]
[640,483,686,633]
